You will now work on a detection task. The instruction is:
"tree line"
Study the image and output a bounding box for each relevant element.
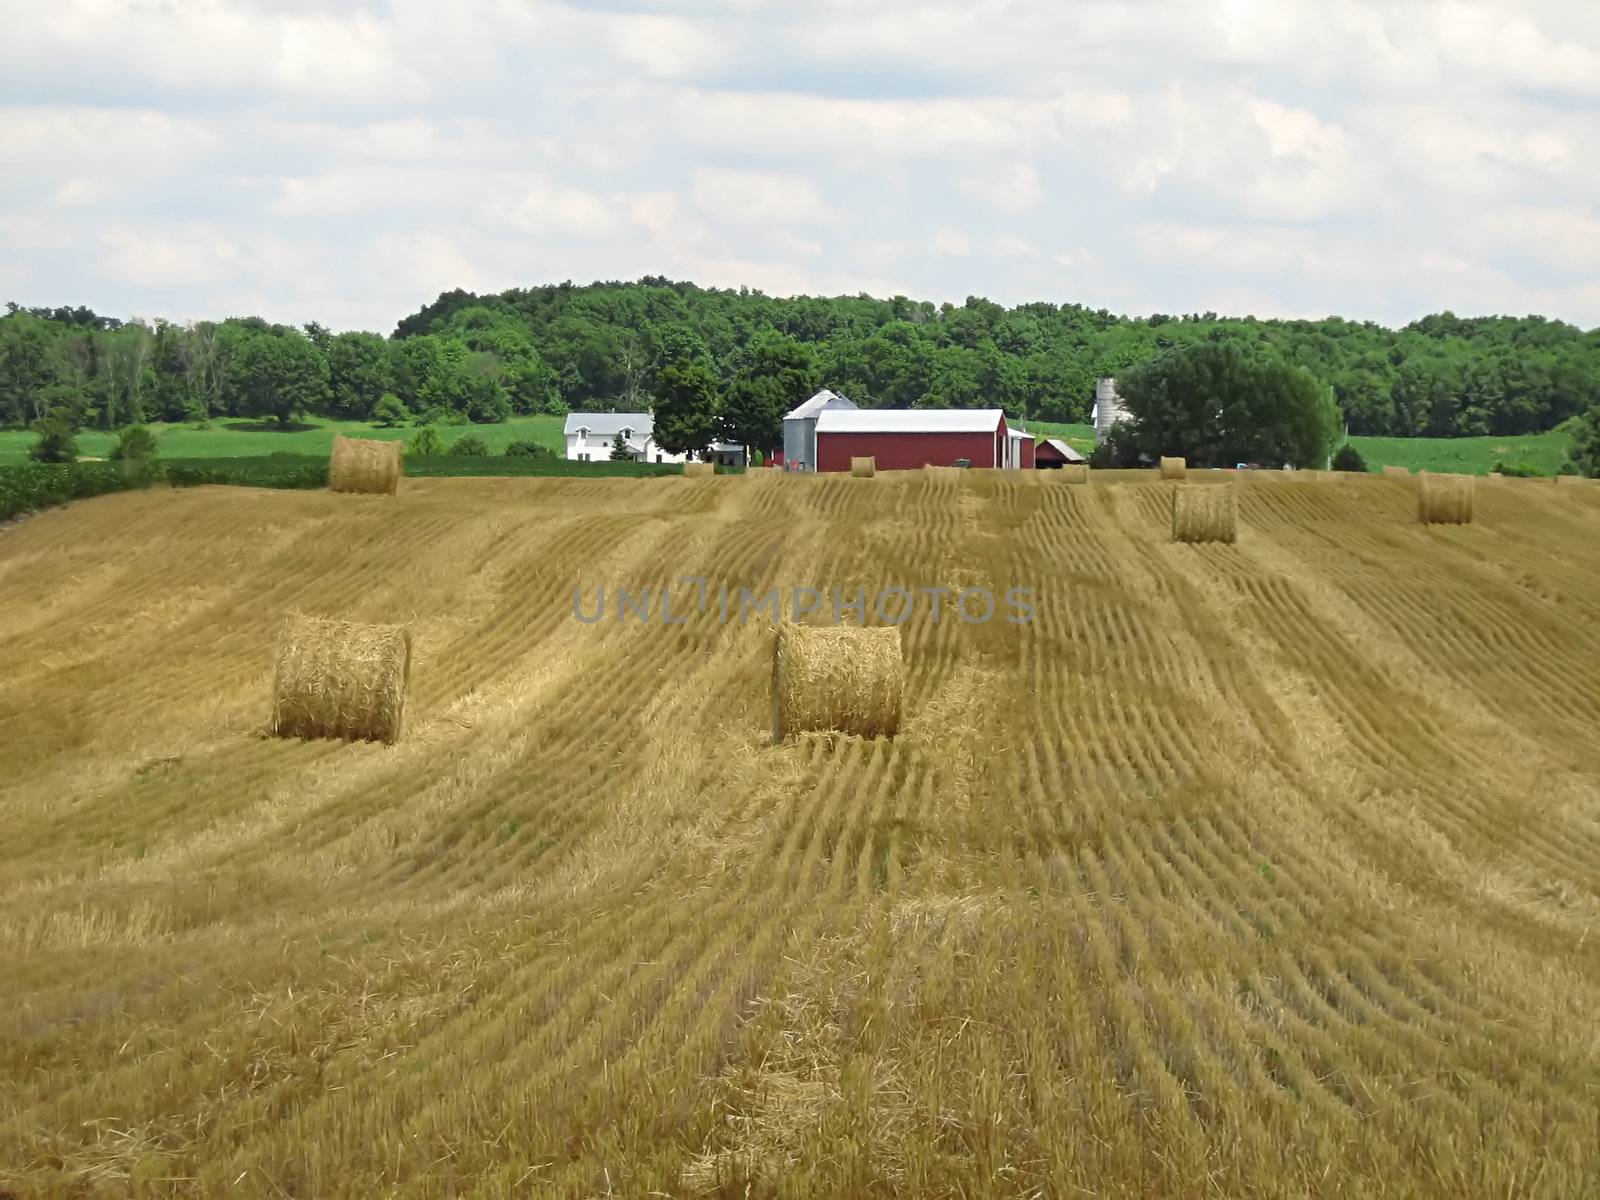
[4,280,1599,452]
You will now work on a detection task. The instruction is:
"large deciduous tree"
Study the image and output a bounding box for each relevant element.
[326,331,393,420]
[1109,341,1340,469]
[652,358,719,458]
[224,333,330,427]
[721,331,816,457]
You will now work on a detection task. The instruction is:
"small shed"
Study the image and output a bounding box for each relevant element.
[1035,438,1087,468]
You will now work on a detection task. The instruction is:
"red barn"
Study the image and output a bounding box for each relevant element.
[813,409,1013,472]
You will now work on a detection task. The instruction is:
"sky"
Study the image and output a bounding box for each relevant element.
[1,0,1598,333]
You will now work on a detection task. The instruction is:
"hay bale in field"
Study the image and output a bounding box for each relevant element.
[683,462,715,478]
[328,435,403,495]
[271,613,412,744]
[850,456,876,478]
[1381,465,1411,482]
[1417,473,1474,525]
[1060,465,1090,484]
[771,622,902,743]
[1159,456,1186,481]
[1172,483,1237,544]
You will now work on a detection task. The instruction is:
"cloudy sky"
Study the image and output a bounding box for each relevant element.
[2,0,1597,332]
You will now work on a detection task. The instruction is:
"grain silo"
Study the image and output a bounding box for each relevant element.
[781,389,858,472]
[1092,378,1126,445]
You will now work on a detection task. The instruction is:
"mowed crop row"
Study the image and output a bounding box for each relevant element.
[1,471,1597,1198]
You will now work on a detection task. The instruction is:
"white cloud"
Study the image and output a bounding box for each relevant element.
[690,168,834,226]
[0,0,1596,328]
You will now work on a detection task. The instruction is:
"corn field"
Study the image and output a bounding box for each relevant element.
[2,470,1598,1197]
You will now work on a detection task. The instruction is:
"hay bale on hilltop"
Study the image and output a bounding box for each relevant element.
[328,435,403,496]
[1061,465,1090,484]
[1172,484,1237,544]
[851,457,876,478]
[1418,473,1474,525]
[683,462,715,478]
[771,622,902,743]
[1159,456,1187,481]
[271,613,412,744]
[1381,465,1411,482]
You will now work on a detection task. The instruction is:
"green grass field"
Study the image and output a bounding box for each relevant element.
[0,415,1579,476]
[1028,420,1575,476]
[0,415,567,466]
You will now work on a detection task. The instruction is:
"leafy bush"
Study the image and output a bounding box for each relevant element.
[409,426,446,457]
[1330,443,1367,472]
[466,390,512,425]
[1573,408,1600,478]
[0,460,160,521]
[448,433,492,456]
[504,439,554,459]
[163,457,327,490]
[1492,459,1542,478]
[406,456,680,479]
[110,425,159,462]
[372,395,409,427]
[1557,459,1581,477]
[29,412,79,463]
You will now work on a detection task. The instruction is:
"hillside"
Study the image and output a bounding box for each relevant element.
[5,283,1600,443]
[2,471,1598,1196]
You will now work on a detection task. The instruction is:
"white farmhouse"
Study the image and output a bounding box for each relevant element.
[563,412,744,466]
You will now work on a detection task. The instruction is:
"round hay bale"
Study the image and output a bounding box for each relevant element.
[1159,456,1187,481]
[271,613,412,744]
[850,456,876,478]
[1172,483,1237,544]
[1417,472,1474,524]
[1381,465,1412,482]
[1060,464,1090,484]
[683,461,716,478]
[771,622,902,743]
[328,435,403,496]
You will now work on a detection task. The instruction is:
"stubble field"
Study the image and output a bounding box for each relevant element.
[2,469,1598,1197]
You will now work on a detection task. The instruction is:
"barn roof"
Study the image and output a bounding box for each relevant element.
[815,408,1005,434]
[785,389,858,421]
[1040,438,1086,463]
[564,412,653,437]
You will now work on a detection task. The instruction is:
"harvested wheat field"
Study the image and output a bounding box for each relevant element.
[3,470,1600,1198]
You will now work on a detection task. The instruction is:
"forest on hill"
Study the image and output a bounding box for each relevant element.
[3,280,1599,440]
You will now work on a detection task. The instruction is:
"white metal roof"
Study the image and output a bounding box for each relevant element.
[815,408,1005,435]
[784,389,857,421]
[564,412,653,438]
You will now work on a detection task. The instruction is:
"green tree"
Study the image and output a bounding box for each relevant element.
[652,358,719,458]
[326,331,392,419]
[28,388,84,462]
[224,333,330,427]
[449,432,491,455]
[1571,407,1600,479]
[1114,342,1339,469]
[609,432,633,461]
[722,331,815,457]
